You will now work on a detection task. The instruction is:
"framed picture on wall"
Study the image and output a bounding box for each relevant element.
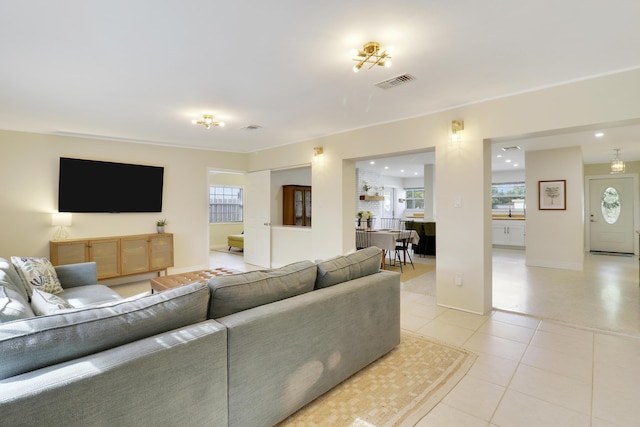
[538,180,566,210]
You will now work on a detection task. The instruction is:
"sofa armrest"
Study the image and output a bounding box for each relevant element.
[54,262,98,288]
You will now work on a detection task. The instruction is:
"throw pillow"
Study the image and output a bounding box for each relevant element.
[0,286,36,323]
[30,288,74,316]
[10,256,64,296]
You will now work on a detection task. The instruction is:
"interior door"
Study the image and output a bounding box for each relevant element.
[589,177,634,254]
[244,170,271,267]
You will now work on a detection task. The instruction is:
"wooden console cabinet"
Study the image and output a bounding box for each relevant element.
[50,233,173,280]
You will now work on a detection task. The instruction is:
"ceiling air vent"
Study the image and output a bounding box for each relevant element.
[375,73,416,90]
[501,146,521,151]
[242,125,262,130]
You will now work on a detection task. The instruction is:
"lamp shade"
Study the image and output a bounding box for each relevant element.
[51,212,72,227]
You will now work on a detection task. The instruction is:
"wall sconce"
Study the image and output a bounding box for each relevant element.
[313,146,324,156]
[450,119,464,143]
[52,212,72,240]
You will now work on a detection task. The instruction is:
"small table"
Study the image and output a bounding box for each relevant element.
[150,268,240,293]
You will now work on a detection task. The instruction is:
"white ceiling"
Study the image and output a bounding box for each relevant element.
[1,1,639,163]
[357,123,640,177]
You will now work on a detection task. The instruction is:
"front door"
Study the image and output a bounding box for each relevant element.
[589,177,634,254]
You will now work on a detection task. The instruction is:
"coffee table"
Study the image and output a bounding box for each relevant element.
[150,268,240,293]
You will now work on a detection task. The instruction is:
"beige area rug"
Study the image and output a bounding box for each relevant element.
[278,331,476,427]
[384,262,435,283]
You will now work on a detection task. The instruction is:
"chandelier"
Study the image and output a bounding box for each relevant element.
[610,148,625,173]
[192,115,225,129]
[352,41,392,72]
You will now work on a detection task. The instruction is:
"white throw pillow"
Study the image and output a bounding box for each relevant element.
[11,256,64,296]
[30,289,74,316]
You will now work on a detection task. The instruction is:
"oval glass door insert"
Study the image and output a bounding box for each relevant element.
[601,186,621,224]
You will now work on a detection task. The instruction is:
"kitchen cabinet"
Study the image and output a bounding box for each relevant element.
[492,220,526,247]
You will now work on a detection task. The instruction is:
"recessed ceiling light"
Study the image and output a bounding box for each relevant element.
[384,166,389,170]
[400,169,405,173]
[369,161,375,165]
[513,163,519,167]
[496,154,503,158]
[505,159,512,163]
[414,172,418,175]
[595,132,604,138]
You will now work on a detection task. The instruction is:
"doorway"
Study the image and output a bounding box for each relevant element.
[587,175,637,254]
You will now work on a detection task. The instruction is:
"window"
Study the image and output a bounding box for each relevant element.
[601,186,621,224]
[405,188,425,209]
[492,182,526,214]
[209,186,243,223]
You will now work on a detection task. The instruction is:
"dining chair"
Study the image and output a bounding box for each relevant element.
[391,229,415,272]
[378,217,400,230]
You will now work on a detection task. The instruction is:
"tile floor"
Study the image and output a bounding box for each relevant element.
[116,248,640,426]
[402,249,640,427]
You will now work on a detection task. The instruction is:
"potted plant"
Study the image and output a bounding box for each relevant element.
[356,210,373,228]
[156,219,167,233]
[361,181,372,195]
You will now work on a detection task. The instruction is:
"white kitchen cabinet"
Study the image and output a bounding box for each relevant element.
[492,220,526,247]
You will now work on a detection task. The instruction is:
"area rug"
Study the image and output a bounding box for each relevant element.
[278,331,476,427]
[384,262,435,283]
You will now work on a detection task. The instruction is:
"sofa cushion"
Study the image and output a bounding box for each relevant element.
[10,256,63,296]
[0,282,210,380]
[315,246,382,289]
[0,258,31,303]
[207,260,317,318]
[61,284,123,308]
[0,286,35,323]
[30,289,74,316]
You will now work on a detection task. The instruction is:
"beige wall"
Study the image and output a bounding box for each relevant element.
[2,69,640,312]
[0,130,247,272]
[246,68,640,314]
[525,147,585,270]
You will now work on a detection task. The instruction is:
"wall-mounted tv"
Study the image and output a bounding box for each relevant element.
[58,157,164,213]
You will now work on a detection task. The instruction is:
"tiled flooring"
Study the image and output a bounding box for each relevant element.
[402,249,640,427]
[117,248,640,426]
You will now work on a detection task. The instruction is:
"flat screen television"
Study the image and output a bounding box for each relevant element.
[58,157,164,213]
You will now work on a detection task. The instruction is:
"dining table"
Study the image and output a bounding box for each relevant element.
[356,229,419,268]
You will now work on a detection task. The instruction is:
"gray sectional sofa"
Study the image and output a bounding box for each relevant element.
[0,247,400,427]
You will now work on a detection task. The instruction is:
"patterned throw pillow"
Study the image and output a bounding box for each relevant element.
[10,256,64,296]
[30,289,74,316]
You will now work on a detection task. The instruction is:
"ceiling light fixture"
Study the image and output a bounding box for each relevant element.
[352,41,392,72]
[501,146,521,151]
[610,148,625,173]
[192,114,225,129]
